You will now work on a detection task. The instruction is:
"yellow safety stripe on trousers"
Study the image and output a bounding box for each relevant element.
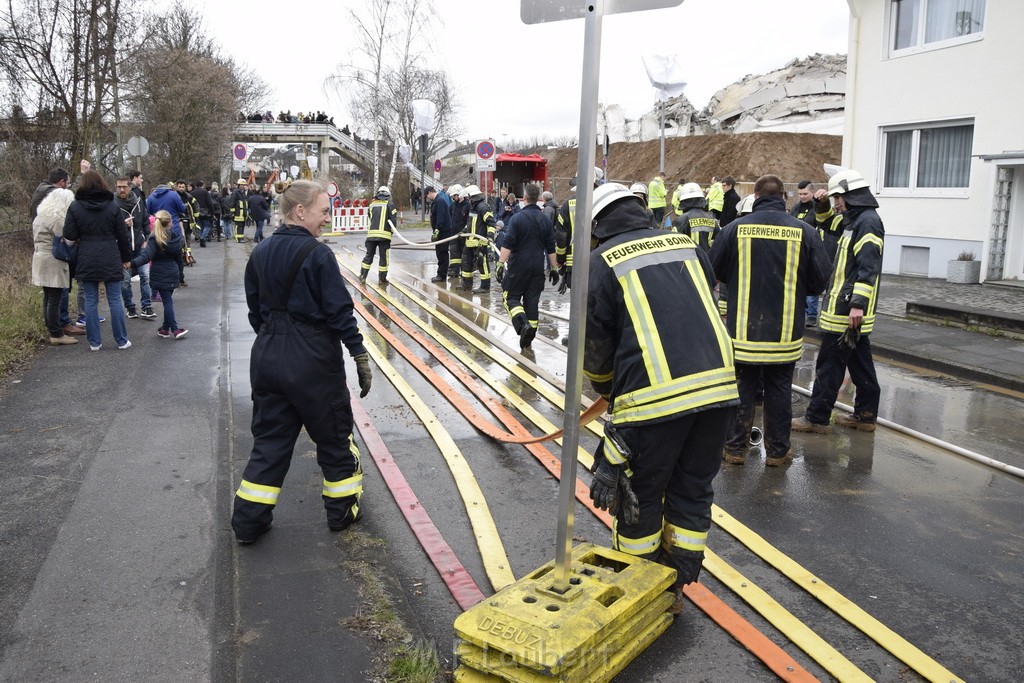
[852,282,874,300]
[732,339,804,364]
[236,480,281,505]
[663,522,708,552]
[711,506,965,683]
[322,472,363,498]
[620,270,670,386]
[341,259,598,468]
[362,341,516,591]
[613,521,661,556]
[853,233,883,256]
[584,368,614,383]
[684,260,734,366]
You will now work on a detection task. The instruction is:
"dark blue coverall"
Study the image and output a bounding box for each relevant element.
[232,226,367,542]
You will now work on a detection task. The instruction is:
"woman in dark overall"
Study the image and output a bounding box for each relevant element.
[232,180,373,545]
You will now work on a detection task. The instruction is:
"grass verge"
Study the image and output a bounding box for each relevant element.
[339,530,443,683]
[0,234,44,378]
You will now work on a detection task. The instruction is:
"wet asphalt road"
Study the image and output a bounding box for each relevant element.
[2,225,1021,681]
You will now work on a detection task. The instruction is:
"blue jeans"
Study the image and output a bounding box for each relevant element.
[805,294,820,319]
[198,217,213,241]
[122,262,152,311]
[221,217,232,239]
[82,280,128,347]
[254,219,265,241]
[156,288,177,330]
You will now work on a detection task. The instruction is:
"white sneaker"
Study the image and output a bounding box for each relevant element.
[118,340,132,350]
[90,345,101,351]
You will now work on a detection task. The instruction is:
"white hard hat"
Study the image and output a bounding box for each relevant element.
[463,184,482,198]
[591,182,637,222]
[679,182,704,201]
[629,182,647,196]
[736,194,755,215]
[827,169,869,196]
[376,185,391,197]
[449,184,463,196]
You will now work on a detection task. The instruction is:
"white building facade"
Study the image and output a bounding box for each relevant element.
[844,0,1024,281]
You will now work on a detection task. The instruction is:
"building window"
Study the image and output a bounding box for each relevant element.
[881,121,974,193]
[891,0,985,53]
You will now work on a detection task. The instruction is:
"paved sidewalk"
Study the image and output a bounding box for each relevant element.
[807,275,1024,392]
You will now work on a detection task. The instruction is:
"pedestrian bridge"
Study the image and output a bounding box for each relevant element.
[232,122,429,186]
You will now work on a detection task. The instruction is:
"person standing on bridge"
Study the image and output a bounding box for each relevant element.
[793,169,884,434]
[233,180,372,545]
[709,175,831,467]
[584,182,739,615]
[359,186,397,284]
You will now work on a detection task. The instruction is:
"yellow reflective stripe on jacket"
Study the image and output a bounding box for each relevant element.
[733,339,804,364]
[853,233,883,255]
[621,270,670,386]
[603,434,629,466]
[824,232,852,315]
[614,367,738,424]
[366,200,393,240]
[236,480,281,505]
[852,282,874,300]
[322,473,363,498]
[685,260,734,365]
[613,523,662,556]
[664,523,708,552]
[780,239,800,343]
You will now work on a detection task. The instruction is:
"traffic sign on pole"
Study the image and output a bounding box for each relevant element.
[475,139,497,172]
[232,142,250,171]
[326,181,339,198]
[434,159,442,173]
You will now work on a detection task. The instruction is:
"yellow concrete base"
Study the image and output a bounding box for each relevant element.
[453,543,676,682]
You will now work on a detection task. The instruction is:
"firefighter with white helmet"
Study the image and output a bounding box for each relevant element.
[457,184,496,293]
[672,182,719,253]
[359,186,397,284]
[793,168,885,434]
[584,182,739,616]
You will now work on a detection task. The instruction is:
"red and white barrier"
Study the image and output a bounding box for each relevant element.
[328,200,370,234]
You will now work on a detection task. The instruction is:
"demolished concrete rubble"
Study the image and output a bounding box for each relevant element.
[600,53,847,143]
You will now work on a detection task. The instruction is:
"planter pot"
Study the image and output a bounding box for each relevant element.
[946,260,981,284]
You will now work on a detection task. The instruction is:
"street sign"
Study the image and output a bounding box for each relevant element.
[232,142,249,171]
[476,139,496,160]
[326,181,339,198]
[125,136,149,157]
[521,0,682,24]
[475,139,496,172]
[433,171,441,181]
[434,159,442,173]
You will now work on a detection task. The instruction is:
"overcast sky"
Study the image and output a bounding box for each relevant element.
[201,0,850,143]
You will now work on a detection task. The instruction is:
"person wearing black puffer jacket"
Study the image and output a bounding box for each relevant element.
[62,170,134,351]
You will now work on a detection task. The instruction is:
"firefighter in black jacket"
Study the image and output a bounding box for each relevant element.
[584,182,739,615]
[447,185,468,278]
[709,175,832,466]
[228,179,249,242]
[673,182,720,253]
[458,184,496,293]
[494,184,560,349]
[793,169,884,433]
[360,186,398,284]
[233,180,372,545]
[427,186,452,282]
[554,183,577,295]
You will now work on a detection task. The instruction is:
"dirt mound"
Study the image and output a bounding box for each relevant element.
[537,132,841,196]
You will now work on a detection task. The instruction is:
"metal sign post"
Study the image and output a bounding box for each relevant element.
[553,0,604,595]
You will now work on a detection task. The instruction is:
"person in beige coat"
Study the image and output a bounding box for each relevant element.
[31,188,79,345]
